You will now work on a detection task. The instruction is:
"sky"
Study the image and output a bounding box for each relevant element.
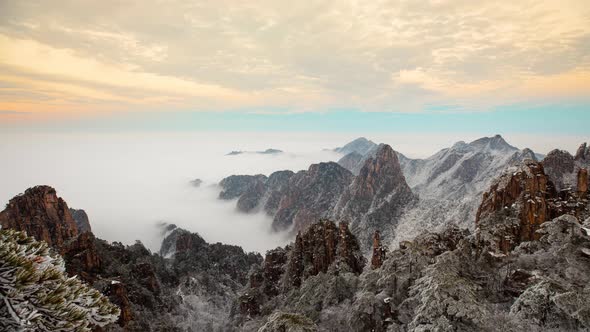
[0,0,589,133]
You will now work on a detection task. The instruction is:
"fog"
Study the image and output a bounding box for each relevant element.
[1,131,587,253]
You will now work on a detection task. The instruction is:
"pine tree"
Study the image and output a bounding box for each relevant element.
[0,229,120,331]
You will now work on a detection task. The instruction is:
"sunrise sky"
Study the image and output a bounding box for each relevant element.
[1,0,589,132]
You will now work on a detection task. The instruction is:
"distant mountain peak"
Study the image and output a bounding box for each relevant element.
[468,134,517,151]
[334,137,377,156]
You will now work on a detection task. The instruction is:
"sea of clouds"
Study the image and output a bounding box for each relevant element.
[1,131,586,253]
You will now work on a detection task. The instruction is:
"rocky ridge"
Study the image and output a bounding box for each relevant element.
[219,145,416,249]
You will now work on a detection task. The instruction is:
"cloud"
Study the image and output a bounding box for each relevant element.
[0,0,589,119]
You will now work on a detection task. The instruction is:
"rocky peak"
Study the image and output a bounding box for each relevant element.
[0,186,78,247]
[238,220,365,318]
[350,144,408,201]
[284,220,365,287]
[469,134,517,152]
[334,144,415,247]
[476,160,552,245]
[334,137,377,156]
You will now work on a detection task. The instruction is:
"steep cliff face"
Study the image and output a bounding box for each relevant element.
[476,159,589,252]
[0,186,78,247]
[334,144,416,246]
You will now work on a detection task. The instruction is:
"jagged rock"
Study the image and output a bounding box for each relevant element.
[236,220,365,325]
[0,186,78,247]
[476,159,590,252]
[70,208,92,233]
[283,221,365,288]
[476,160,552,244]
[334,144,416,247]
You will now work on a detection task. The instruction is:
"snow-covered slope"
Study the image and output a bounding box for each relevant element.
[393,135,540,244]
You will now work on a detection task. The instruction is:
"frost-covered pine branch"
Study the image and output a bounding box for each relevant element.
[0,229,120,331]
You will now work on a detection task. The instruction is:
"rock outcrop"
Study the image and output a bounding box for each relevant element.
[0,186,78,247]
[476,159,589,252]
[334,144,416,246]
[236,220,365,323]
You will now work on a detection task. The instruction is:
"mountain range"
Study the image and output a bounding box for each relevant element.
[1,135,589,331]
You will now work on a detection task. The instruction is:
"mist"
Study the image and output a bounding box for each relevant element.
[1,131,587,253]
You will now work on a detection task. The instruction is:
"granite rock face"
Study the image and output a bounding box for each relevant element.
[0,186,78,247]
[476,159,589,252]
[334,144,416,246]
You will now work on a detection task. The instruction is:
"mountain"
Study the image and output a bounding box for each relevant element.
[333,144,416,245]
[3,173,589,331]
[333,137,377,155]
[393,135,542,242]
[219,144,416,249]
[0,186,262,331]
[228,160,590,331]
